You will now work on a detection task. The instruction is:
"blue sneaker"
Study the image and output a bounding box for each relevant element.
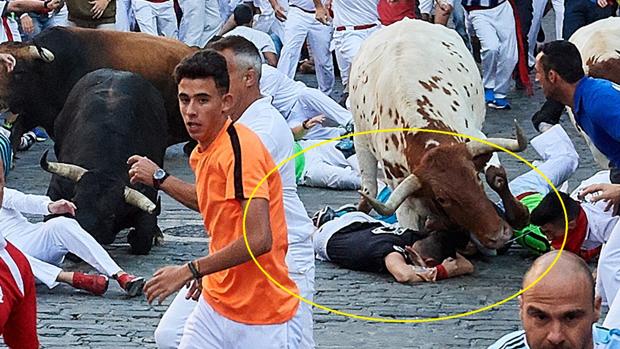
[484,88,494,104]
[33,127,48,142]
[488,98,511,110]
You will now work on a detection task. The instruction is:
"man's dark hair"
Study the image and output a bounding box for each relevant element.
[540,40,585,83]
[207,36,262,79]
[173,49,230,94]
[530,191,581,226]
[416,230,469,262]
[233,4,254,26]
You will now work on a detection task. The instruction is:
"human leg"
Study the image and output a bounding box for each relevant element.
[178,0,206,46]
[307,19,335,95]
[508,125,579,196]
[600,221,620,328]
[155,286,198,349]
[277,7,309,79]
[492,1,518,100]
[297,87,352,126]
[155,0,179,38]
[468,9,501,93]
[527,0,547,67]
[551,0,564,39]
[115,0,132,31]
[287,267,315,348]
[133,0,158,36]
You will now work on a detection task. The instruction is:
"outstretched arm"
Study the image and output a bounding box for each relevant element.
[385,251,474,284]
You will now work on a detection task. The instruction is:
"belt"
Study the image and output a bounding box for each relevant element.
[290,4,315,13]
[464,1,505,12]
[335,23,377,31]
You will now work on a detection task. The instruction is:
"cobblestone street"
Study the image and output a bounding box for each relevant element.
[4,17,605,349]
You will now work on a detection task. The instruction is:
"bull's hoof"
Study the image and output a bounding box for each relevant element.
[127,228,153,255]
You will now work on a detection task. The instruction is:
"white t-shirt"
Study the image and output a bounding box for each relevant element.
[331,0,379,27]
[224,26,276,62]
[237,97,315,272]
[260,64,305,117]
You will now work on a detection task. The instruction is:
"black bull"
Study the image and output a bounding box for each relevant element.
[0,26,195,150]
[41,69,167,255]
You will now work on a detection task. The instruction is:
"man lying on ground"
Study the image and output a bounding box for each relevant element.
[312,211,474,283]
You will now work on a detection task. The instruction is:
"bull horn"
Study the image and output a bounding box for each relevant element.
[358,174,422,216]
[27,46,54,63]
[466,120,527,157]
[40,149,87,182]
[124,187,157,214]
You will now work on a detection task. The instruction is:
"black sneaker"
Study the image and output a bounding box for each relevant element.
[312,206,336,228]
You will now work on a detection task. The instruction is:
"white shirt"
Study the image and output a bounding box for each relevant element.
[260,64,305,117]
[237,97,315,272]
[224,26,276,62]
[0,188,51,240]
[332,0,379,27]
[313,211,388,261]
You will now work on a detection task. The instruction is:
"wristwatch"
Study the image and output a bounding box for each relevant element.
[153,168,169,190]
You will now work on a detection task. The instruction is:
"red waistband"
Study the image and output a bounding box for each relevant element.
[335,23,377,31]
[516,191,537,200]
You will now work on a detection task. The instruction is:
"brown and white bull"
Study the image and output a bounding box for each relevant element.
[350,19,526,249]
[566,17,620,169]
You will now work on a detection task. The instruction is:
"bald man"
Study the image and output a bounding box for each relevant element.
[489,251,619,349]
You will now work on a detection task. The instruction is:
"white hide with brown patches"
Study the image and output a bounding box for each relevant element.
[567,17,620,169]
[350,19,499,234]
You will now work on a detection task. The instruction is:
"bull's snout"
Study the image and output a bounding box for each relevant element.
[480,221,513,250]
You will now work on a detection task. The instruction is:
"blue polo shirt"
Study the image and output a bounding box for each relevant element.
[573,77,620,168]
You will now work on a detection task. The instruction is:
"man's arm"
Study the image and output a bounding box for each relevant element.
[127,155,199,211]
[2,188,51,215]
[143,198,273,304]
[264,52,278,67]
[385,252,474,284]
[6,0,60,13]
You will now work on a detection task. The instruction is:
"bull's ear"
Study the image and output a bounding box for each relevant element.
[472,153,493,172]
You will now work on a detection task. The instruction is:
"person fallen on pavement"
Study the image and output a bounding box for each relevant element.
[312,211,474,283]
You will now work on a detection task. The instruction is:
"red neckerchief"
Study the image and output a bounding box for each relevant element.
[551,208,588,255]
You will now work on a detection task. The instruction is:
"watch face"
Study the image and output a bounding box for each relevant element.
[154,168,166,180]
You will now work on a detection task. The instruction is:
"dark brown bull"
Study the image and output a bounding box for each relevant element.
[0,26,195,147]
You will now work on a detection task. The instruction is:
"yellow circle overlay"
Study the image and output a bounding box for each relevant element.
[242,127,568,323]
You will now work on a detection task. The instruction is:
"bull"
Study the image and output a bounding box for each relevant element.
[566,17,620,169]
[40,68,167,255]
[0,26,194,149]
[350,19,526,249]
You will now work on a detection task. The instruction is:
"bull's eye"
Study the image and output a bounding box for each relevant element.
[436,197,447,205]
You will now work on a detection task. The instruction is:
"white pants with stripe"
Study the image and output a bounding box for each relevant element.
[133,0,178,38]
[527,0,564,66]
[332,25,379,88]
[5,217,122,288]
[468,1,518,99]
[600,220,620,329]
[178,0,222,47]
[277,6,335,95]
[299,140,361,190]
[289,86,352,126]
[176,297,298,349]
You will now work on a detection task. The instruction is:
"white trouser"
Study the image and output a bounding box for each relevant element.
[299,140,360,190]
[116,0,133,31]
[178,297,298,349]
[507,125,579,198]
[468,1,518,99]
[332,25,379,88]
[277,7,335,95]
[527,0,564,66]
[292,87,352,126]
[178,0,222,47]
[156,270,314,348]
[600,220,620,329]
[5,217,122,288]
[133,0,178,38]
[1,17,21,43]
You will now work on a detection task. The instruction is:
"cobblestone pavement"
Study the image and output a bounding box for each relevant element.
[3,18,605,349]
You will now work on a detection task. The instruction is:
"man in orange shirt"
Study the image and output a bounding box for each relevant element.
[143,49,300,348]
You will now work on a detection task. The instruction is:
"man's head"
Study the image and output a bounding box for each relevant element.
[411,230,469,266]
[520,251,600,349]
[207,36,262,118]
[535,41,585,101]
[233,4,254,27]
[173,49,232,147]
[530,191,581,241]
